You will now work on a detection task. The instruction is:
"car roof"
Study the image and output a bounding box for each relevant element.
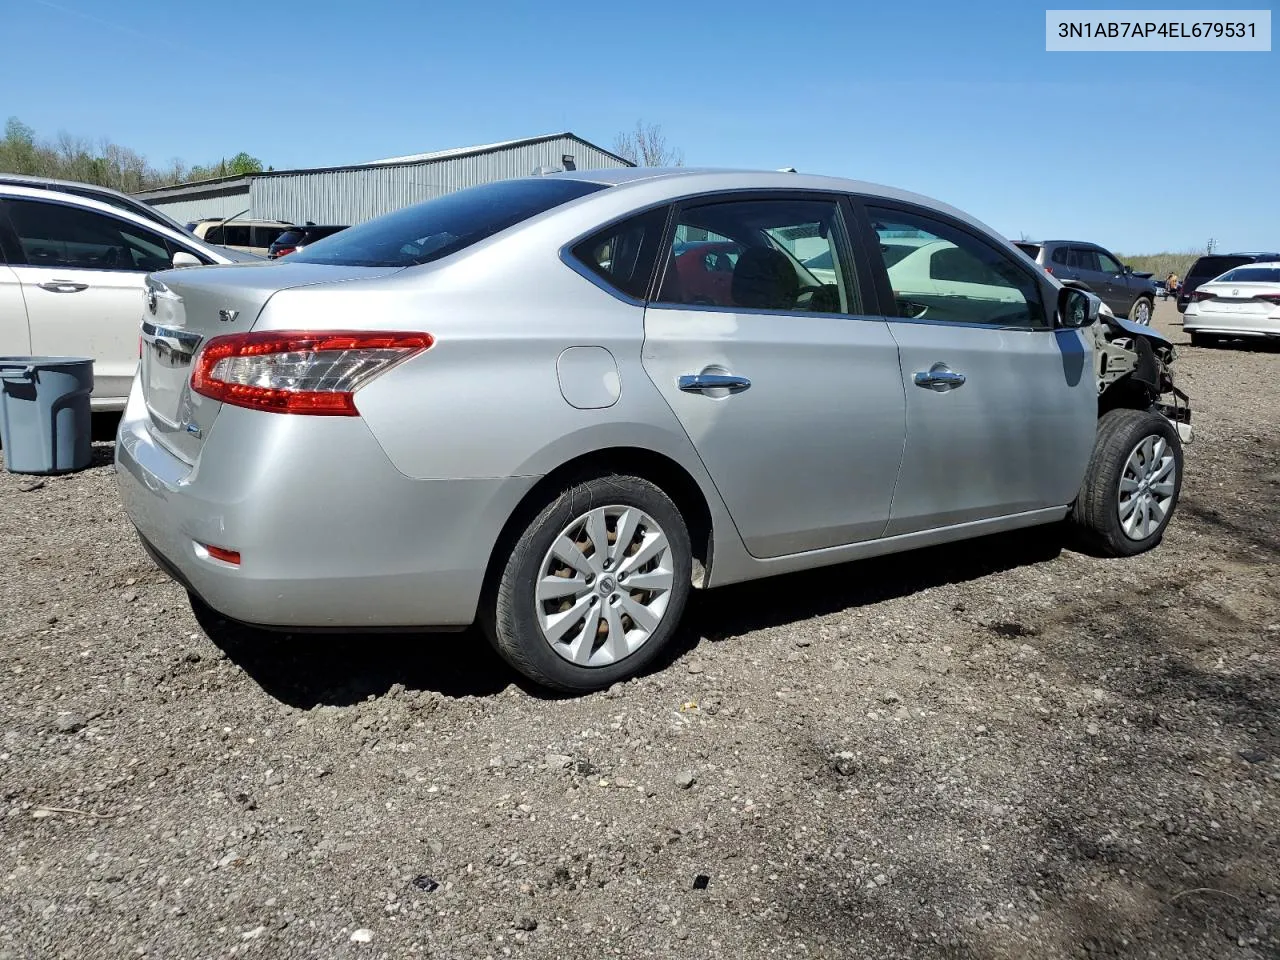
[545,167,1006,241]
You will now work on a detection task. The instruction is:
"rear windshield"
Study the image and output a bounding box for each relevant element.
[1215,266,1280,283]
[290,178,608,268]
[1187,255,1253,281]
[273,229,306,246]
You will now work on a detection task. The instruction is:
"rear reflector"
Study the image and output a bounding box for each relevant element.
[191,330,433,415]
[203,543,241,565]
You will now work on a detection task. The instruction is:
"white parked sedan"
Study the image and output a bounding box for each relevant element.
[1183,261,1280,346]
[0,183,254,409]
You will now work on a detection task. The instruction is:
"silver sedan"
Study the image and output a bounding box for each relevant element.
[116,168,1186,691]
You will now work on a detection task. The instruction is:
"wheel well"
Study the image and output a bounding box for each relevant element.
[483,448,715,595]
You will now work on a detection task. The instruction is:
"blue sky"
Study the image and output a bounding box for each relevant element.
[5,0,1276,252]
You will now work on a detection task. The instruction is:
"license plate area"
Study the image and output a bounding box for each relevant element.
[140,321,202,427]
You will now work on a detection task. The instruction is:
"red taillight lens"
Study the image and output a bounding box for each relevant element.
[191,330,433,416]
[1255,293,1280,305]
[1044,266,1054,275]
[1192,289,1216,303]
[204,544,241,565]
[272,246,297,258]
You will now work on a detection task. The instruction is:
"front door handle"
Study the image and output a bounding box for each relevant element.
[913,363,967,392]
[37,280,89,293]
[678,373,751,394]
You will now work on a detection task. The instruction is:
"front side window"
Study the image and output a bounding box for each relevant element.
[571,206,667,300]
[655,197,855,314]
[292,178,608,268]
[5,198,167,272]
[1096,250,1123,274]
[867,206,1046,327]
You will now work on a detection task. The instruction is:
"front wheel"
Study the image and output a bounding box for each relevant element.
[1129,296,1153,325]
[1069,408,1183,557]
[484,475,692,692]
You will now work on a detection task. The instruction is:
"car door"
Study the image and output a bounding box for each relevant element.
[641,193,906,558]
[1071,246,1114,304]
[1093,248,1130,314]
[0,223,30,354]
[859,202,1096,536]
[1,197,178,403]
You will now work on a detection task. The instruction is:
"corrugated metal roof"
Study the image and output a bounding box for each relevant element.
[133,132,632,200]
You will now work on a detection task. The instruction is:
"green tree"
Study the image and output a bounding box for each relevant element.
[227,152,263,176]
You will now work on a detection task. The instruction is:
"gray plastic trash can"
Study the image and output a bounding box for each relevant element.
[0,357,94,475]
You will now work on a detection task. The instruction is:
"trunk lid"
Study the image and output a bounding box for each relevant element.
[140,261,403,463]
[1196,281,1277,315]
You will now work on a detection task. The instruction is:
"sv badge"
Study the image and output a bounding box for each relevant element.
[218,309,240,323]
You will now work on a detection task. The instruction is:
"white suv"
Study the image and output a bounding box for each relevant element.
[0,184,252,410]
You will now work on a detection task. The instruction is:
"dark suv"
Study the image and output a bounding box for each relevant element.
[1015,240,1158,324]
[1176,252,1280,313]
[267,224,349,258]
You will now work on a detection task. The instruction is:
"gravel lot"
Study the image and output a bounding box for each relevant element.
[2,300,1277,960]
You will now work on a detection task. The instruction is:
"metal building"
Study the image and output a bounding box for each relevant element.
[134,133,632,226]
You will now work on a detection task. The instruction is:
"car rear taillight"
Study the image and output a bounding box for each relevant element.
[1255,293,1280,305]
[1044,266,1053,275]
[191,330,433,415]
[272,246,297,258]
[1191,289,1216,302]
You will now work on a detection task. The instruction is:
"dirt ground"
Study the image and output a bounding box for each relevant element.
[1,300,1277,960]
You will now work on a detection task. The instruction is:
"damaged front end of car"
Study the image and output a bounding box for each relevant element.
[1063,280,1193,443]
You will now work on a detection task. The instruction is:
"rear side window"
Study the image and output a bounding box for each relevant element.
[292,178,608,268]
[655,197,856,314]
[253,226,287,248]
[571,206,668,300]
[1051,247,1069,265]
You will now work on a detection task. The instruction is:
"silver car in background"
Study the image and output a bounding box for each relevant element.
[116,169,1187,692]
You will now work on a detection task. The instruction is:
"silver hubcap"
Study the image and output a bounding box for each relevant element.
[535,505,674,667]
[1134,300,1150,324]
[1118,434,1176,540]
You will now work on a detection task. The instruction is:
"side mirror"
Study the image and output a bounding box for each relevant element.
[1122,264,1133,275]
[1058,286,1101,329]
[171,250,202,268]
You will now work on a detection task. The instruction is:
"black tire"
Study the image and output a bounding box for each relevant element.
[1189,331,1215,348]
[1128,296,1154,325]
[1069,408,1183,557]
[483,474,692,693]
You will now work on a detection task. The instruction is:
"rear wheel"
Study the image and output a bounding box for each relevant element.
[484,475,692,692]
[1069,409,1182,557]
[1129,296,1153,325]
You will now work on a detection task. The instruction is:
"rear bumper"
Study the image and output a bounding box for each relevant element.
[114,382,537,629]
[1183,311,1280,338]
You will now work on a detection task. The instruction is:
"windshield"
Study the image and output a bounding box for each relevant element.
[1188,256,1252,281]
[1215,266,1280,283]
[291,178,608,267]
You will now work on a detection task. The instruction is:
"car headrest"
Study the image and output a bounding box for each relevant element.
[732,247,799,310]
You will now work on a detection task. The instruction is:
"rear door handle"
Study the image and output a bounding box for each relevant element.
[913,363,967,392]
[37,280,89,293]
[678,373,751,394]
